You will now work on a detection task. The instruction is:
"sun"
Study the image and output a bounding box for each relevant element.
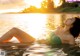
[24,0,43,8]
[53,0,63,8]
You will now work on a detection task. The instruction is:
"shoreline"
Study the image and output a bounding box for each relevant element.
[2,9,80,14]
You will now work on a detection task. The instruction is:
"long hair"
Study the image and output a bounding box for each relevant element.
[70,17,80,38]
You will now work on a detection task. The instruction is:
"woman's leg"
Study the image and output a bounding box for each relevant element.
[0,28,35,43]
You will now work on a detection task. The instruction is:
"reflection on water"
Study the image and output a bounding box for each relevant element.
[0,13,79,41]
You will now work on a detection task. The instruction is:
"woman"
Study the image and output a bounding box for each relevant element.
[46,17,80,47]
[0,17,80,46]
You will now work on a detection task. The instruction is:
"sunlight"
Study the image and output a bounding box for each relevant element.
[13,14,47,40]
[24,0,63,8]
[53,0,63,8]
[24,0,43,8]
[26,15,47,39]
[0,8,24,13]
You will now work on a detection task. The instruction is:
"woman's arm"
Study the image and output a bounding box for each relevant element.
[69,36,76,46]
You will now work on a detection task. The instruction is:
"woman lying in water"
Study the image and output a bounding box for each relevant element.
[0,17,80,46]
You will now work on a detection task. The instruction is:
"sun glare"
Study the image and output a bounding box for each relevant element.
[13,14,47,40]
[53,0,63,8]
[24,0,63,8]
[24,0,43,8]
[0,8,24,13]
[26,14,47,39]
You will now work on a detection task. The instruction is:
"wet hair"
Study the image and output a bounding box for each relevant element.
[70,17,80,38]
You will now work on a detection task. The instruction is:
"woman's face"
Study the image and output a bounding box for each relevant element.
[64,18,75,26]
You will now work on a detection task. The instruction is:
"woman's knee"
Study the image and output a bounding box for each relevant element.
[11,27,20,31]
[9,27,19,33]
[12,27,18,30]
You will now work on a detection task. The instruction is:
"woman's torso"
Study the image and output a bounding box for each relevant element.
[47,27,75,45]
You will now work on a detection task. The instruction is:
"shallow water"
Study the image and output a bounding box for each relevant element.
[0,43,80,56]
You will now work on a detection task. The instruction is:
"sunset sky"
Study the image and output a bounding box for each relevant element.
[0,0,27,13]
[0,0,80,9]
[0,0,25,8]
[0,0,80,13]
[0,0,44,13]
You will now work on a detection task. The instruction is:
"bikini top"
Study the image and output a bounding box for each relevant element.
[47,32,62,46]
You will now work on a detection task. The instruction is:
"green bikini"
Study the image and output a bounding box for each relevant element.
[47,32,62,47]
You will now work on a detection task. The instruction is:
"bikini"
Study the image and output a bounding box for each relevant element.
[47,32,62,46]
